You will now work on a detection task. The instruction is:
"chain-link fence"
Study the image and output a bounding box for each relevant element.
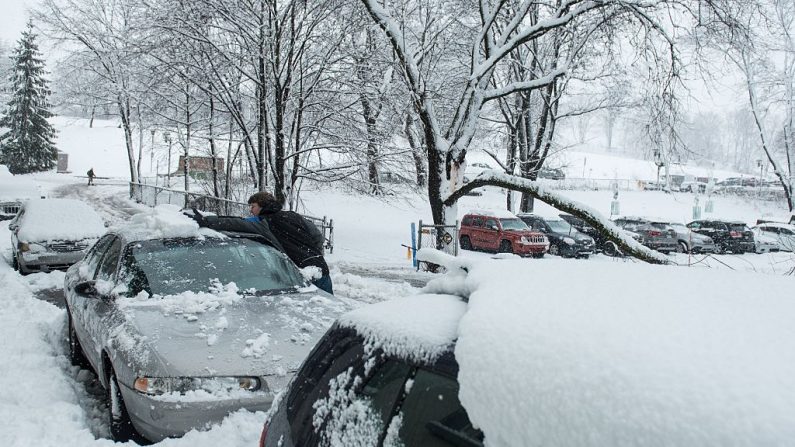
[129,182,334,253]
[415,220,458,271]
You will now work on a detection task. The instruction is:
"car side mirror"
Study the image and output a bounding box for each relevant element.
[489,225,498,231]
[74,280,99,298]
[8,223,17,231]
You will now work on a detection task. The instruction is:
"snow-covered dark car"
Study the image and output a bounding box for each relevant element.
[686,219,755,254]
[518,214,594,258]
[667,222,717,254]
[9,198,105,274]
[259,252,795,447]
[65,206,351,443]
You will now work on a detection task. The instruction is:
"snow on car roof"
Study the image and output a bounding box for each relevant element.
[464,208,518,219]
[337,294,467,364]
[756,222,795,230]
[111,204,223,242]
[17,198,105,242]
[455,259,795,446]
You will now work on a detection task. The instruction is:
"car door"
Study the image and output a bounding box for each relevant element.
[470,216,484,248]
[69,234,117,369]
[482,218,500,251]
[83,236,124,368]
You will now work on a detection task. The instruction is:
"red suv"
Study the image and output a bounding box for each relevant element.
[459,211,548,257]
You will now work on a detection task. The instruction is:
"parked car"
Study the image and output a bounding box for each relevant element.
[612,216,678,254]
[259,257,795,447]
[679,180,708,193]
[0,165,44,220]
[752,223,795,252]
[65,206,350,442]
[538,167,565,180]
[459,211,548,257]
[641,180,666,191]
[9,198,105,274]
[686,219,755,254]
[517,214,595,258]
[666,222,717,254]
[559,213,608,251]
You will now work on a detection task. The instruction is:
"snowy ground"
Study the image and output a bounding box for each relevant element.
[0,117,793,445]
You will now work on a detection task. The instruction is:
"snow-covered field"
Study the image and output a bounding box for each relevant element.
[0,117,794,446]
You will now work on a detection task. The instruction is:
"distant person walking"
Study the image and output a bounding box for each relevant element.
[246,191,333,294]
[87,168,95,186]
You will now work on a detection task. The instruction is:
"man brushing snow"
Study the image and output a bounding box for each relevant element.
[246,192,333,294]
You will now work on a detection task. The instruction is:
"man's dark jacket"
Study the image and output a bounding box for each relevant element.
[247,203,329,276]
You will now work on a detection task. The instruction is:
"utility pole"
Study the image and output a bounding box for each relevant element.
[150,129,155,174]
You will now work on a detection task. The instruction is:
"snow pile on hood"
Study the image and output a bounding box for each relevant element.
[455,259,795,446]
[118,280,242,316]
[338,294,466,363]
[16,198,105,242]
[112,204,221,241]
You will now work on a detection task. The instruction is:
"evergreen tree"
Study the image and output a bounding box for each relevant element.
[0,22,57,174]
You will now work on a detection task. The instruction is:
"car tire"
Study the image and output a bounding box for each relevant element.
[602,241,620,257]
[549,244,560,256]
[579,254,590,260]
[67,309,91,369]
[677,241,688,253]
[459,236,472,251]
[108,367,144,443]
[532,252,544,259]
[12,254,19,271]
[498,240,512,253]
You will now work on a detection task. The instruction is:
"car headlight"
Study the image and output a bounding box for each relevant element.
[133,376,264,395]
[17,241,30,252]
[563,237,575,245]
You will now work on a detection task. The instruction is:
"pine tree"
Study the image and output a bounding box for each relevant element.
[0,22,57,174]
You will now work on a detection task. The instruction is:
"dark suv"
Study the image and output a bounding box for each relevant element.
[459,212,548,257]
[686,219,755,254]
[518,214,595,258]
[559,214,607,250]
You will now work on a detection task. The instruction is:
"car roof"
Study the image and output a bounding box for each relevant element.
[108,205,225,243]
[337,294,467,364]
[464,208,518,219]
[16,198,106,242]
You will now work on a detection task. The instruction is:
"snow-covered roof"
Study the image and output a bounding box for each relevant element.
[337,294,467,364]
[455,259,795,446]
[756,222,795,231]
[464,208,519,219]
[16,198,105,242]
[110,204,222,242]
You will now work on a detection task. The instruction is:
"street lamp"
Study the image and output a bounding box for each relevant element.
[163,131,172,188]
[756,159,764,196]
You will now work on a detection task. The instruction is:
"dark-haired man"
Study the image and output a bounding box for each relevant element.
[246,192,333,294]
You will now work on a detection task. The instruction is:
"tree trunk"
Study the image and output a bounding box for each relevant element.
[404,113,425,187]
[118,95,137,184]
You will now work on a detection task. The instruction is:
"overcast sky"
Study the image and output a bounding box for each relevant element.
[0,0,40,45]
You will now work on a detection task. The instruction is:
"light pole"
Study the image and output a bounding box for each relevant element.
[163,132,172,188]
[756,159,764,196]
[150,129,155,175]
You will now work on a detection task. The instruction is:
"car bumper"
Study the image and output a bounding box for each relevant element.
[19,251,85,272]
[119,382,274,442]
[642,241,678,252]
[724,241,755,253]
[515,242,549,256]
[691,242,716,253]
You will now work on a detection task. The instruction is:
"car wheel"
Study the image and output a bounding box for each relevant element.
[532,252,544,258]
[108,368,144,443]
[579,254,590,260]
[498,240,512,253]
[67,310,91,369]
[549,244,560,256]
[12,254,19,271]
[603,241,620,257]
[677,241,688,253]
[459,236,472,251]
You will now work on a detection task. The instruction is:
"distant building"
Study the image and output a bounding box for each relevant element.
[176,156,225,178]
[57,151,69,173]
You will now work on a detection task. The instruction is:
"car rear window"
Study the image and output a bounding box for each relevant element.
[124,237,307,296]
[729,224,749,232]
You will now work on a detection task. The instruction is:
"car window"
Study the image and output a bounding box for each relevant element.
[80,235,115,279]
[546,219,573,233]
[483,219,498,229]
[499,218,528,231]
[96,237,122,282]
[461,216,473,226]
[128,237,307,296]
[392,368,484,447]
[287,335,366,446]
[471,217,483,227]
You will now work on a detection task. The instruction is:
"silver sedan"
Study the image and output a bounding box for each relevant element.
[65,226,350,443]
[668,223,717,254]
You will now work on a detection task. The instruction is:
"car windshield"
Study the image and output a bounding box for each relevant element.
[499,218,529,230]
[546,219,574,233]
[123,237,307,296]
[650,222,672,231]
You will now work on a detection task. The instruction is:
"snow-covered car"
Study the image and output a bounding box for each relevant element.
[612,216,678,253]
[518,214,595,258]
[9,198,105,274]
[752,223,795,252]
[259,253,795,446]
[679,180,708,193]
[65,206,352,443]
[667,222,716,254]
[0,164,44,220]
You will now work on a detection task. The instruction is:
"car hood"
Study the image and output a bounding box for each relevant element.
[116,290,353,387]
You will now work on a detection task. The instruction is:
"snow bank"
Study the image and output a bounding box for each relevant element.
[16,198,105,242]
[456,259,795,446]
